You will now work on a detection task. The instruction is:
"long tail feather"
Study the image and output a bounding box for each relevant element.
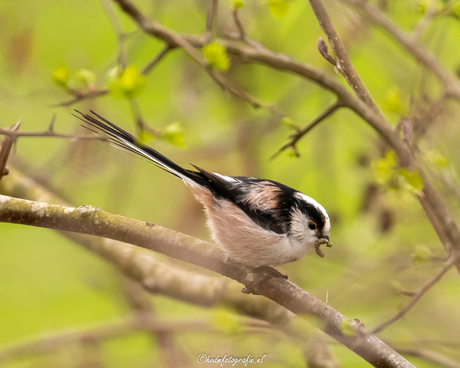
[73,110,194,181]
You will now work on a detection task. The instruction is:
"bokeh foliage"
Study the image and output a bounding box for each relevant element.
[1,0,460,367]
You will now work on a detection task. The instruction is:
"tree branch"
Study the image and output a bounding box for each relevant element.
[0,192,415,367]
[339,0,460,100]
[112,0,284,116]
[411,0,437,42]
[0,128,106,140]
[141,44,172,75]
[0,168,290,323]
[395,348,460,368]
[205,0,218,37]
[271,100,343,158]
[308,0,384,117]
[306,0,460,272]
[53,88,109,108]
[231,8,248,42]
[0,315,210,364]
[50,0,460,274]
[370,255,459,335]
[0,118,21,181]
[101,0,128,67]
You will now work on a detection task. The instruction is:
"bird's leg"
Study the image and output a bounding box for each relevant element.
[242,266,288,294]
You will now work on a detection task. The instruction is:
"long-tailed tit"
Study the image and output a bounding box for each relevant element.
[74,111,331,268]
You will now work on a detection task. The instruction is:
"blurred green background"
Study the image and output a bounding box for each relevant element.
[1,0,460,367]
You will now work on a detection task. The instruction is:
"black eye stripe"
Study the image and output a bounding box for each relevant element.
[296,202,324,230]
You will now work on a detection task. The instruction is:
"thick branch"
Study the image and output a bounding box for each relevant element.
[306,0,460,267]
[0,316,209,364]
[340,0,460,100]
[0,194,415,368]
[0,168,288,322]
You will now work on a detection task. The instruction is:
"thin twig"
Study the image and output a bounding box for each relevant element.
[317,37,337,66]
[308,0,385,118]
[55,45,172,108]
[412,0,437,41]
[370,254,459,335]
[101,0,128,67]
[205,0,218,37]
[112,0,284,116]
[271,100,343,159]
[395,348,460,368]
[141,44,172,74]
[53,88,109,107]
[0,118,22,181]
[232,8,247,41]
[107,0,357,113]
[0,128,107,141]
[128,99,161,136]
[47,113,57,132]
[340,0,460,100]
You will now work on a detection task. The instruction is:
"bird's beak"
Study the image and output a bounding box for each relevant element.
[318,234,332,247]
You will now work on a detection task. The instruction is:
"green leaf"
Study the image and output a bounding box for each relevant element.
[390,279,404,294]
[162,122,185,148]
[109,65,146,100]
[411,244,433,265]
[371,151,397,185]
[417,0,429,13]
[418,0,444,14]
[340,319,356,337]
[382,87,408,116]
[267,0,289,18]
[425,150,448,168]
[203,42,230,71]
[285,145,299,158]
[281,117,295,129]
[137,130,154,145]
[106,66,122,82]
[398,168,424,194]
[233,0,245,9]
[76,69,96,88]
[52,66,69,89]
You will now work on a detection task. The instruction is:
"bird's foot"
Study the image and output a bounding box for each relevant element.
[242,266,288,295]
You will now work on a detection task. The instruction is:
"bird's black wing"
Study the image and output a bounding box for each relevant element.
[191,166,286,234]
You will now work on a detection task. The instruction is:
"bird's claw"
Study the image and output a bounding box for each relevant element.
[242,266,288,295]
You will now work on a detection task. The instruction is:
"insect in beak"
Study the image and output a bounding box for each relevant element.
[320,235,330,242]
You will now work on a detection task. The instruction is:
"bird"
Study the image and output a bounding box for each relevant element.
[73,110,331,269]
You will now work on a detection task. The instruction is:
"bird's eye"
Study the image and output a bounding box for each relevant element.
[308,222,317,230]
